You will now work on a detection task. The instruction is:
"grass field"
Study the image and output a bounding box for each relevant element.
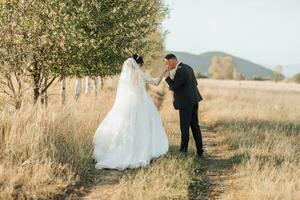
[201,80,300,200]
[0,78,299,199]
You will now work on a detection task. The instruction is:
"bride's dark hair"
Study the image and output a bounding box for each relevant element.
[132,54,144,66]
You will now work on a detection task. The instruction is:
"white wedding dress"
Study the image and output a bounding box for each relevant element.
[93,58,169,170]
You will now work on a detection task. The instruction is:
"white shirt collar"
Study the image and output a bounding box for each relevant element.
[175,61,182,69]
[170,61,182,80]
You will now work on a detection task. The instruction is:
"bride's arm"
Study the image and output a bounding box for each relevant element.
[143,69,168,86]
[152,69,168,86]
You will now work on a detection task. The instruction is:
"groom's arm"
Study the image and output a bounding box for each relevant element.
[165,68,186,91]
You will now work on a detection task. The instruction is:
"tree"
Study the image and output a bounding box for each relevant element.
[68,0,167,99]
[0,0,72,105]
[0,64,28,109]
[220,56,235,79]
[209,55,235,79]
[0,0,167,106]
[271,65,284,82]
[194,69,202,79]
[68,0,167,78]
[234,73,245,80]
[208,56,222,79]
[0,1,32,109]
[233,67,245,80]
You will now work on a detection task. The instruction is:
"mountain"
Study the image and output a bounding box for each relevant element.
[167,51,274,79]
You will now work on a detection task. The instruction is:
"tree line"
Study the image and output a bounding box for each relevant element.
[0,0,167,109]
[208,56,290,82]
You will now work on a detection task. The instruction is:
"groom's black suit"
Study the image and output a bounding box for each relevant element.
[165,62,204,155]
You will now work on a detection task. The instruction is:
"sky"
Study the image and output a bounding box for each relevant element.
[162,0,300,66]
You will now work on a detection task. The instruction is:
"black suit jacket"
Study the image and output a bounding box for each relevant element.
[165,62,203,110]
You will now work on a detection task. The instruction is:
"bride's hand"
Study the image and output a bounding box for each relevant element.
[164,66,169,72]
[164,70,170,78]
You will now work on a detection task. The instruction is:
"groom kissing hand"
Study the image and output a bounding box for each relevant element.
[164,54,204,158]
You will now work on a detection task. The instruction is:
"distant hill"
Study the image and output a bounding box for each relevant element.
[167,51,274,79]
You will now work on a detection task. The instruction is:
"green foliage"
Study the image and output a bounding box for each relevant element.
[64,0,167,77]
[252,76,265,81]
[0,0,167,105]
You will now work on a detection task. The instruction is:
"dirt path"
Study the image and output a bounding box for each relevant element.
[80,128,234,200]
[81,170,123,200]
[80,126,234,200]
[77,87,234,200]
[188,123,234,199]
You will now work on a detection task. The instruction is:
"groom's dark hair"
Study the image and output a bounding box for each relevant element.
[164,54,177,60]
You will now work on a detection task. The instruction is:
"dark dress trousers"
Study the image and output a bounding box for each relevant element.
[165,62,204,155]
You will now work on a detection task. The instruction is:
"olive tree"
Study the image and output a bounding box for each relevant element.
[0,0,167,106]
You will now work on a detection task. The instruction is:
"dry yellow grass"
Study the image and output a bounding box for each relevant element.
[200,79,300,200]
[202,79,300,122]
[0,79,117,199]
[0,79,199,199]
[0,78,299,199]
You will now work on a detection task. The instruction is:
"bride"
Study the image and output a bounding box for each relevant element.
[93,54,169,170]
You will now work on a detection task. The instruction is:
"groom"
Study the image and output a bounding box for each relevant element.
[164,54,204,157]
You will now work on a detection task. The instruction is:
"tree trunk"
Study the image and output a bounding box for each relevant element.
[85,76,91,96]
[40,90,48,107]
[93,77,98,96]
[1,127,5,144]
[44,89,48,107]
[40,93,45,105]
[101,77,105,89]
[15,99,22,110]
[40,76,48,107]
[2,73,24,109]
[32,61,41,105]
[40,89,48,107]
[60,78,66,105]
[74,78,81,100]
[33,85,40,105]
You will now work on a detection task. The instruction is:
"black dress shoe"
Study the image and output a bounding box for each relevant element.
[197,151,204,158]
[179,150,188,156]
